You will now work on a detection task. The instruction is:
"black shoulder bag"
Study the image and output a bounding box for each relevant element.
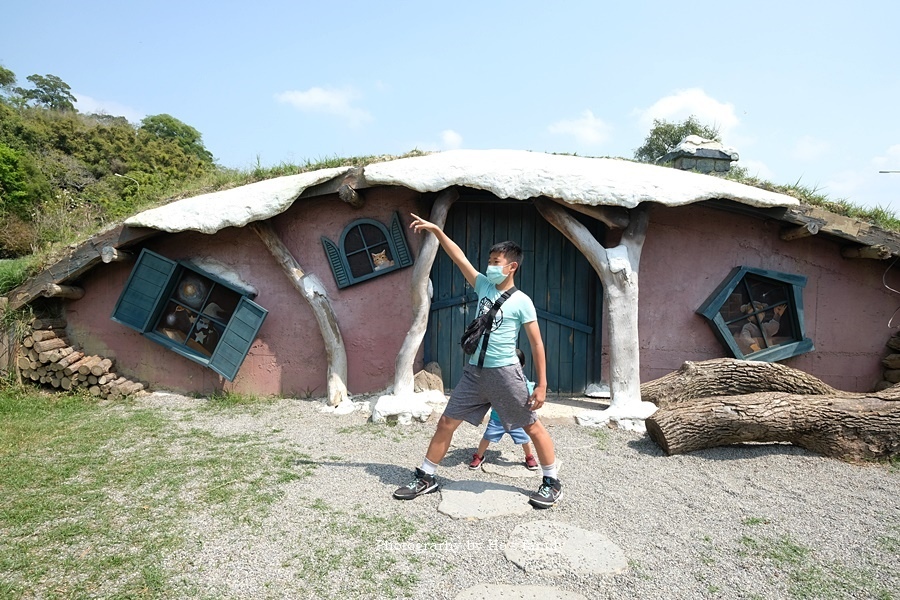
[460,287,517,368]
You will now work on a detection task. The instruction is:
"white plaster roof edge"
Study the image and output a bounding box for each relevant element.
[363,149,798,209]
[124,166,354,234]
[124,149,798,235]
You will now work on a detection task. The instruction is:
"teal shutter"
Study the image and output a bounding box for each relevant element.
[209,297,268,381]
[321,236,351,288]
[111,249,177,332]
[389,212,413,267]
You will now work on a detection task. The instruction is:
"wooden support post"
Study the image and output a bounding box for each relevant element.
[249,220,350,406]
[100,246,132,263]
[40,284,85,300]
[780,222,820,241]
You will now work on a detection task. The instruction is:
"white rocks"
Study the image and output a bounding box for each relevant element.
[370,390,445,424]
[576,401,658,433]
[504,521,628,576]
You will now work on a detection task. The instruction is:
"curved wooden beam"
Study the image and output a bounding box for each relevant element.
[534,198,652,417]
[393,188,459,395]
[249,220,349,406]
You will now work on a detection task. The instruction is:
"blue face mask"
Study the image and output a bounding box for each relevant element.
[485,265,508,285]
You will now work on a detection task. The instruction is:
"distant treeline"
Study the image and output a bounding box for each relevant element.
[0,65,216,258]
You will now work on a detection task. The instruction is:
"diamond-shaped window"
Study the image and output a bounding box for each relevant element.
[696,266,814,361]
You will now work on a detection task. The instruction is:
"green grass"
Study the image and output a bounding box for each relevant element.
[0,383,436,598]
[0,256,39,295]
[738,528,897,599]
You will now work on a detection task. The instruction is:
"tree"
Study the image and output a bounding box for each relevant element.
[0,65,16,92]
[14,74,77,111]
[633,116,720,163]
[138,114,214,165]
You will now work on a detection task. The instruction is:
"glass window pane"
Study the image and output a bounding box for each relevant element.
[359,223,386,248]
[344,226,364,253]
[348,251,372,278]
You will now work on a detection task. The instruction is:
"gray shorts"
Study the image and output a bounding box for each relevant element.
[443,363,537,431]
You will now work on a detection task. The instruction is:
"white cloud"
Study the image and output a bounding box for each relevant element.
[635,88,740,138]
[411,129,465,152]
[873,144,900,170]
[791,135,831,161]
[74,92,145,123]
[441,129,463,149]
[547,109,611,145]
[275,86,372,126]
[738,158,775,181]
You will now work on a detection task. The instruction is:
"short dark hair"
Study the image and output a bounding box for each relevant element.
[515,348,525,366]
[490,241,523,265]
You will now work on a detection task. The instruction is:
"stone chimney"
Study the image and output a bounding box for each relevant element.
[659,135,739,174]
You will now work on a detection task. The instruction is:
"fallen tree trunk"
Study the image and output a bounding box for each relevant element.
[641,358,838,408]
[643,359,900,460]
[646,391,900,460]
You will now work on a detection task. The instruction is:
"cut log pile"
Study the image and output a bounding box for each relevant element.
[17,317,145,400]
[876,330,900,390]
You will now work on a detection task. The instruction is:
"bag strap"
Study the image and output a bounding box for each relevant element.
[476,286,517,368]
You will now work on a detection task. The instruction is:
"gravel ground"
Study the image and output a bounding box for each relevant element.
[139,392,899,600]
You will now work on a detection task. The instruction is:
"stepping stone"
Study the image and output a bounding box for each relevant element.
[505,521,628,576]
[455,583,588,599]
[438,480,532,519]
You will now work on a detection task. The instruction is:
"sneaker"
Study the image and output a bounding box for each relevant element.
[468,453,486,470]
[528,476,562,508]
[393,468,439,500]
[524,454,540,471]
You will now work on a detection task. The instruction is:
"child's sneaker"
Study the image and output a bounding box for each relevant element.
[393,468,439,500]
[524,454,540,470]
[468,453,486,470]
[528,476,562,508]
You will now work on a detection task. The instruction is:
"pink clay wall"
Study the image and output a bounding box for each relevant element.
[65,194,897,397]
[632,204,899,392]
[65,187,424,397]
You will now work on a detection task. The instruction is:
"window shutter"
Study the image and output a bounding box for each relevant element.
[209,297,268,381]
[321,237,351,288]
[389,212,413,267]
[111,249,177,332]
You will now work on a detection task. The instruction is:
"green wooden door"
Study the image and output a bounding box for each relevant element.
[424,196,604,393]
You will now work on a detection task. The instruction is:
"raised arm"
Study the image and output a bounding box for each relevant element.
[409,213,478,287]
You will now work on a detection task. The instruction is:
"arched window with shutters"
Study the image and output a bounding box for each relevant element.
[321,212,413,288]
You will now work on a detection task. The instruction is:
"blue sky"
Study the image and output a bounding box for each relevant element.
[3,1,898,212]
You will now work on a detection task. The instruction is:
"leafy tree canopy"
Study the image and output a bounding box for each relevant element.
[0,65,15,91]
[633,116,720,163]
[139,113,214,165]
[14,74,77,111]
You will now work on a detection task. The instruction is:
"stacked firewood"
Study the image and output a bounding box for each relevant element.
[878,331,900,390]
[17,317,145,400]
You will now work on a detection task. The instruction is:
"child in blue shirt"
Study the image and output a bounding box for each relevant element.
[469,349,539,471]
